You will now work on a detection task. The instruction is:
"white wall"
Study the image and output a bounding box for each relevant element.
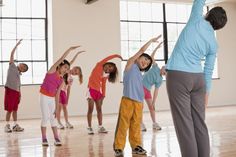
[0,0,236,120]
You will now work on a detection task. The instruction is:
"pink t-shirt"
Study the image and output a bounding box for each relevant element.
[40,72,63,97]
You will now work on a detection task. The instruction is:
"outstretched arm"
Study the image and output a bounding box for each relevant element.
[48,45,80,73]
[125,35,161,72]
[151,41,163,65]
[70,51,85,65]
[10,39,23,64]
[99,54,123,65]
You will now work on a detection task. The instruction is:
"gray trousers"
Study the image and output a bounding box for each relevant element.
[166,70,210,157]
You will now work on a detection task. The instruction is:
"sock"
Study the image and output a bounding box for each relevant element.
[6,121,10,125]
[14,121,17,126]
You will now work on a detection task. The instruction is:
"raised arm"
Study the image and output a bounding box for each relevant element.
[70,50,85,65]
[151,41,163,65]
[189,0,206,20]
[99,54,123,65]
[48,45,80,73]
[125,35,161,72]
[10,39,23,64]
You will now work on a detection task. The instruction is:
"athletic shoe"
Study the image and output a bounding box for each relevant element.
[5,124,12,133]
[98,126,108,133]
[12,124,24,132]
[66,122,74,129]
[141,123,147,132]
[114,149,124,157]
[42,139,49,146]
[87,127,94,135]
[54,138,62,146]
[153,122,162,130]
[132,145,147,155]
[58,123,65,130]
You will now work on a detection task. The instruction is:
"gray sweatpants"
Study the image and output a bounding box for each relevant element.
[166,70,210,157]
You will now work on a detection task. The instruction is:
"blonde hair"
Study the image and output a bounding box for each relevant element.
[74,66,83,84]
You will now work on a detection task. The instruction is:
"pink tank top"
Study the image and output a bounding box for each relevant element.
[40,72,63,97]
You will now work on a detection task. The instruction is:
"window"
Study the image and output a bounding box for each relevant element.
[0,0,48,85]
[120,1,218,80]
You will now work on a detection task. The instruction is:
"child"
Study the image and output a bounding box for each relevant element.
[4,39,28,133]
[113,37,160,156]
[57,51,85,129]
[40,45,80,146]
[164,1,227,156]
[141,40,163,131]
[87,54,122,134]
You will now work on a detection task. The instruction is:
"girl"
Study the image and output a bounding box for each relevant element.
[141,40,163,131]
[40,45,80,146]
[87,54,122,135]
[113,37,160,156]
[57,51,84,129]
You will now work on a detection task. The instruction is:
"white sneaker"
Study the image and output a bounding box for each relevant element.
[54,138,62,146]
[153,123,161,130]
[12,124,24,132]
[66,122,73,129]
[141,123,147,132]
[42,139,49,147]
[58,123,65,129]
[5,124,12,133]
[87,127,94,135]
[98,126,108,133]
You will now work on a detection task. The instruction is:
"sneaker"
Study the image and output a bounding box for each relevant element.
[58,123,65,130]
[65,122,74,129]
[87,127,94,135]
[98,126,108,133]
[153,123,161,130]
[132,145,147,155]
[54,138,62,146]
[12,124,24,132]
[114,149,124,157]
[141,123,147,132]
[42,139,49,147]
[5,124,12,133]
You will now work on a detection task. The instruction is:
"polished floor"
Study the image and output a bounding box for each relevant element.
[0,106,236,157]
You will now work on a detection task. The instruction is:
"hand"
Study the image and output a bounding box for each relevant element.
[155,41,163,50]
[151,35,162,43]
[54,107,59,118]
[77,50,85,54]
[160,66,167,76]
[16,39,23,46]
[68,45,81,51]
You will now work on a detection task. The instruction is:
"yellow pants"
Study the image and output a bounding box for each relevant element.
[114,97,143,150]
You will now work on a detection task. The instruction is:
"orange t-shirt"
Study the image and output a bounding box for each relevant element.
[88,54,121,96]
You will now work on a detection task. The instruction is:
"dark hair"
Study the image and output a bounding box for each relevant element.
[139,53,153,72]
[21,63,28,72]
[63,73,69,85]
[205,6,227,30]
[103,62,118,83]
[57,59,70,71]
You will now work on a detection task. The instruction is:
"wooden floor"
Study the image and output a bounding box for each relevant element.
[0,106,236,157]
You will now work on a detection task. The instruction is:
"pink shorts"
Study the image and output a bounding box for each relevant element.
[143,86,152,100]
[88,88,103,101]
[4,87,21,112]
[59,90,68,106]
